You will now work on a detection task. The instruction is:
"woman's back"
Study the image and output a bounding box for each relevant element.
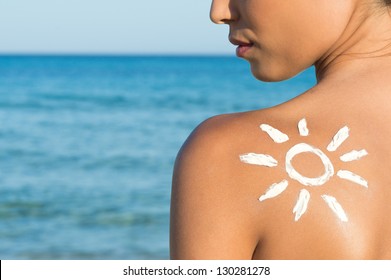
[246,66,391,259]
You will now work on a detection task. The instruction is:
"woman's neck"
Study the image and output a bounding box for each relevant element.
[315,3,391,84]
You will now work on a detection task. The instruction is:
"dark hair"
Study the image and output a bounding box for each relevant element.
[385,0,391,5]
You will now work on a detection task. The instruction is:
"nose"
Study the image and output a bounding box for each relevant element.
[210,0,237,24]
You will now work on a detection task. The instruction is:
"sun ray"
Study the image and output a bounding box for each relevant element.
[239,153,278,167]
[337,170,368,188]
[327,126,350,152]
[259,180,289,202]
[298,118,309,136]
[293,189,310,221]
[340,149,368,162]
[260,124,289,143]
[322,195,348,222]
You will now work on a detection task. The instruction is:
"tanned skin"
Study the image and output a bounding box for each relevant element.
[170,0,391,259]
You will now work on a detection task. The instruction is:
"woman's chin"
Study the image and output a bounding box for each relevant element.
[250,62,302,82]
[250,66,289,82]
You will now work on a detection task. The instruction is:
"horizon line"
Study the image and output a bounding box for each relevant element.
[0,52,234,57]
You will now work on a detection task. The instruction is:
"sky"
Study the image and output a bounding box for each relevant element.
[0,0,233,55]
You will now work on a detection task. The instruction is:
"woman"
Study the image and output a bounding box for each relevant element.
[170,0,391,259]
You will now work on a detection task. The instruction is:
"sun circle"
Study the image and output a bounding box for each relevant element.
[285,143,334,187]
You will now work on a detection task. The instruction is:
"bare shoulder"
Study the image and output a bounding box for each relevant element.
[174,109,289,161]
[173,109,284,185]
[170,111,267,259]
[174,112,257,166]
[170,99,391,259]
[170,109,299,259]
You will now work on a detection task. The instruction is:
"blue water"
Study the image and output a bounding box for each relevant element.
[0,55,316,259]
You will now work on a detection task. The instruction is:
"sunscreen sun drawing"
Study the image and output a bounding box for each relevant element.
[240,118,368,222]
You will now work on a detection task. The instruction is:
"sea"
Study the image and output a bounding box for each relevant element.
[0,55,316,259]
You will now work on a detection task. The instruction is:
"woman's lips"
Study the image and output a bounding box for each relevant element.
[229,37,254,57]
[236,44,254,57]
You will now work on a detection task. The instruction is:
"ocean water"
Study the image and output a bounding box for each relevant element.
[0,55,316,259]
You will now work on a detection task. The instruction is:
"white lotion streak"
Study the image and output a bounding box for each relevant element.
[293,189,310,221]
[322,195,348,222]
[337,170,369,188]
[259,180,289,202]
[298,118,309,137]
[340,149,368,162]
[239,153,278,167]
[327,126,350,152]
[260,124,289,143]
[285,143,334,186]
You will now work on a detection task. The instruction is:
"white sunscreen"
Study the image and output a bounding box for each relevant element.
[239,153,278,167]
[340,149,368,162]
[241,119,369,224]
[285,143,334,187]
[293,189,310,221]
[327,126,350,152]
[259,180,289,202]
[337,170,369,188]
[298,118,309,137]
[260,124,289,143]
[321,195,348,222]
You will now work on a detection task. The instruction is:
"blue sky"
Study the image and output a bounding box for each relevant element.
[0,0,233,54]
